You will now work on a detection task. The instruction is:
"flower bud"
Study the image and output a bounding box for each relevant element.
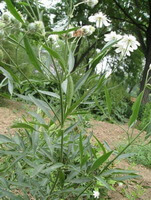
[28,21,45,35]
[2,12,11,23]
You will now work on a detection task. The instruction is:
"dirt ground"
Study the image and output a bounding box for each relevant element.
[0,99,151,200]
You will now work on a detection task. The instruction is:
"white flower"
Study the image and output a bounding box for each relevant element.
[89,12,110,28]
[48,34,59,42]
[2,12,13,23]
[93,190,100,199]
[104,31,122,42]
[115,34,140,57]
[85,0,98,8]
[96,48,101,53]
[118,182,124,187]
[81,25,95,36]
[28,21,45,35]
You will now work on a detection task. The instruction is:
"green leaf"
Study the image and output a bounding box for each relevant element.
[75,70,91,92]
[48,27,78,35]
[91,40,118,69]
[5,0,24,23]
[32,131,39,153]
[31,164,46,177]
[93,135,106,154]
[38,90,60,99]
[70,177,91,184]
[43,45,65,71]
[117,153,136,160]
[128,92,144,127]
[90,151,113,172]
[11,123,35,131]
[28,95,52,118]
[44,132,54,157]
[66,75,74,108]
[101,169,137,177]
[42,163,63,174]
[28,111,45,124]
[0,134,14,144]
[95,176,111,190]
[61,78,68,94]
[0,188,24,200]
[79,133,83,167]
[104,85,112,115]
[0,67,14,95]
[68,50,75,73]
[113,175,141,181]
[24,37,42,73]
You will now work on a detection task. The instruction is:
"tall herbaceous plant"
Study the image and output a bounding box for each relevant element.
[0,0,150,199]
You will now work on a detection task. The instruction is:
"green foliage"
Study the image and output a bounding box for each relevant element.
[118,143,151,169]
[138,102,151,137]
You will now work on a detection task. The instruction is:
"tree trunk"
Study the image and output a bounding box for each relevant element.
[140,55,151,104]
[140,22,151,104]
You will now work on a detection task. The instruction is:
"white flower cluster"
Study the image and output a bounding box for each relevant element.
[48,34,59,43]
[85,0,98,8]
[0,11,23,40]
[104,31,140,57]
[28,21,45,35]
[89,12,110,28]
[1,11,22,28]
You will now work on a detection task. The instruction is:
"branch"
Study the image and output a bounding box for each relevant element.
[113,0,146,32]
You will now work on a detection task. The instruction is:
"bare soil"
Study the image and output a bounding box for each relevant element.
[0,99,151,200]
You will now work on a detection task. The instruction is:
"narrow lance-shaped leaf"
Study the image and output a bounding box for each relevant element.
[68,50,75,73]
[104,85,112,115]
[66,75,74,108]
[79,133,84,167]
[38,90,60,99]
[91,40,118,69]
[24,37,42,73]
[128,91,144,127]
[43,45,65,72]
[89,151,113,172]
[5,0,24,23]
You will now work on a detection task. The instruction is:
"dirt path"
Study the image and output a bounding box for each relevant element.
[0,99,151,199]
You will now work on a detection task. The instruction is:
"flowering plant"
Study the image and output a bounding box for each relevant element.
[0,0,147,199]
